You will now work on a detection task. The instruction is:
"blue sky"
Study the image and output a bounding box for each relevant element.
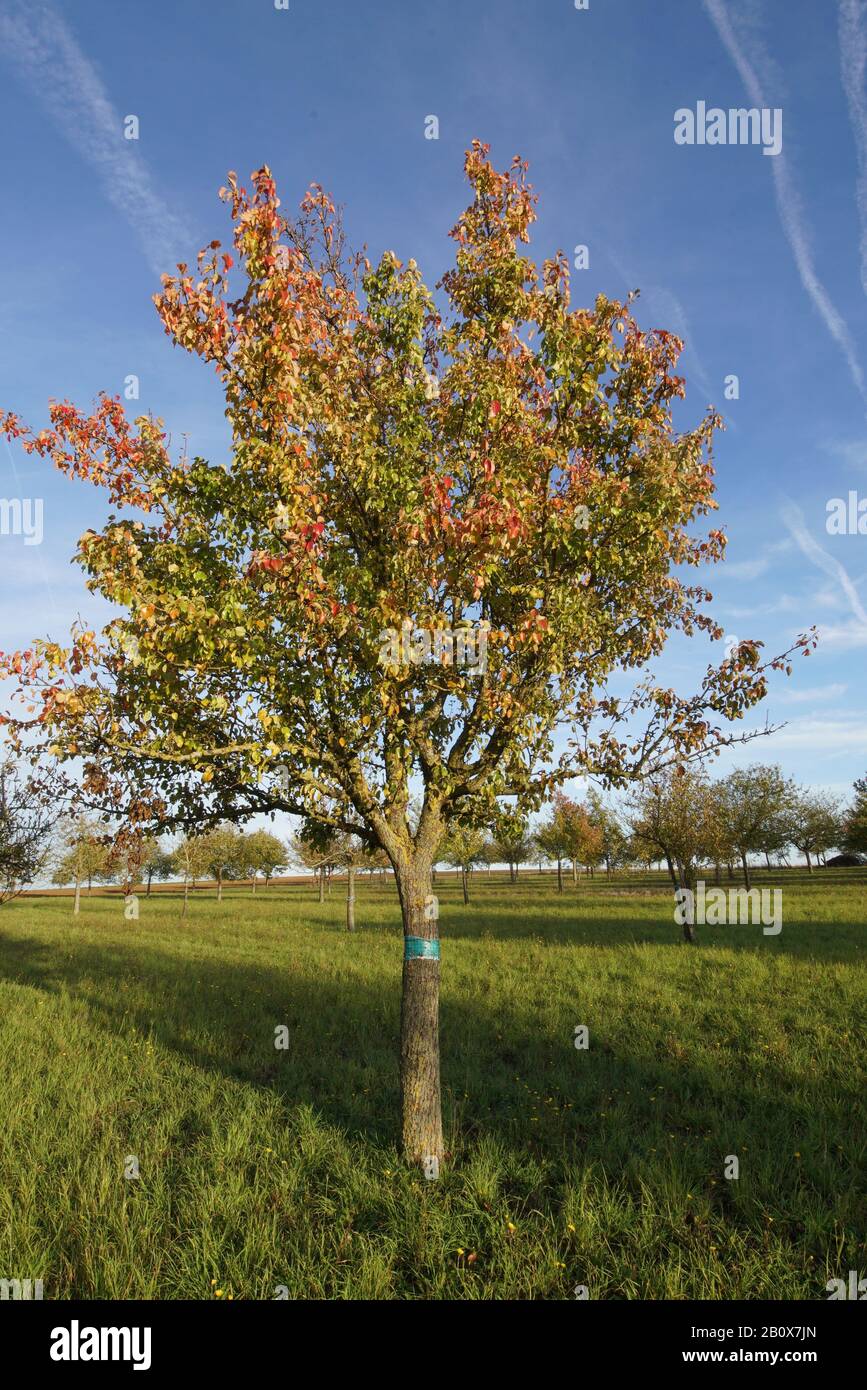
[1,0,866,805]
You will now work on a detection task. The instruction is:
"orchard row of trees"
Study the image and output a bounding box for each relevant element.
[5,759,866,914]
[439,764,867,902]
[51,819,288,915]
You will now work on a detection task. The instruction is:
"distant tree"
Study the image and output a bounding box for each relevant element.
[0,759,58,905]
[787,790,842,873]
[842,773,867,855]
[239,828,288,892]
[629,770,721,941]
[140,836,175,896]
[718,764,795,889]
[534,800,572,892]
[328,833,371,931]
[476,837,499,880]
[53,815,110,915]
[199,824,243,901]
[171,834,213,917]
[553,793,603,883]
[586,791,629,879]
[491,812,533,885]
[438,823,487,904]
[360,844,391,883]
[290,830,342,904]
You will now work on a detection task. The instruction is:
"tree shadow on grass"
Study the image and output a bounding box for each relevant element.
[0,929,862,1230]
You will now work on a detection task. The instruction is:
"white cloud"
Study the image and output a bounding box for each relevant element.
[776,682,848,704]
[0,0,192,276]
[821,437,867,470]
[750,713,867,752]
[839,0,867,298]
[703,0,867,413]
[782,499,867,629]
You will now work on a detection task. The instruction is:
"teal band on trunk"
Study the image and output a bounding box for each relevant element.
[404,936,440,960]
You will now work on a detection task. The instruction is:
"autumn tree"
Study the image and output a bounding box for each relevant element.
[533,802,571,893]
[491,811,534,885]
[140,835,175,896]
[328,831,370,931]
[556,794,604,883]
[842,773,867,855]
[289,829,341,904]
[586,791,629,879]
[0,145,811,1168]
[199,824,242,901]
[629,770,723,940]
[238,827,287,892]
[718,764,795,889]
[53,815,110,915]
[0,758,58,904]
[171,833,212,916]
[787,790,841,873]
[438,822,487,904]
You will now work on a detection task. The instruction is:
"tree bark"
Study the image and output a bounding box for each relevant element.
[74,874,81,916]
[681,860,696,943]
[216,870,223,903]
[741,852,751,890]
[146,869,153,898]
[318,866,325,902]
[461,864,469,905]
[556,857,563,894]
[396,860,442,1168]
[346,865,356,931]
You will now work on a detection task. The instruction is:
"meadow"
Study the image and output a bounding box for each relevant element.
[0,869,864,1300]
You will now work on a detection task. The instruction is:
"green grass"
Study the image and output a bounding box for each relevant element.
[0,872,864,1299]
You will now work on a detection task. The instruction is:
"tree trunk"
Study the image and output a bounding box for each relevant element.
[74,873,81,916]
[396,860,442,1168]
[572,858,577,884]
[764,852,771,872]
[146,868,153,898]
[183,875,190,918]
[741,853,751,890]
[461,864,469,905]
[318,866,325,902]
[805,850,813,874]
[665,853,678,890]
[557,857,563,894]
[216,870,223,903]
[251,874,257,894]
[681,860,696,943]
[346,865,356,931]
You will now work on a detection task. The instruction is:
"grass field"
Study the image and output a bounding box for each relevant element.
[0,871,864,1300]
